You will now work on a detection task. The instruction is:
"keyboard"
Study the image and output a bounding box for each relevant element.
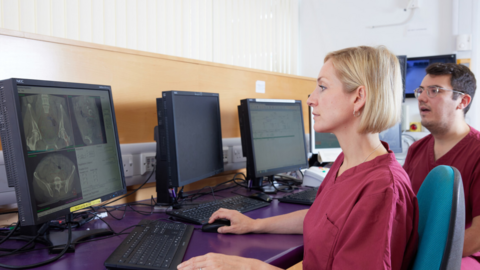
[278,187,319,205]
[104,219,194,270]
[168,195,271,224]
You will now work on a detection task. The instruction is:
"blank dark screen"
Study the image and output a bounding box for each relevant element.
[172,94,223,186]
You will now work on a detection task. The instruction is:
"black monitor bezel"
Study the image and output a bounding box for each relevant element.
[169,91,224,187]
[397,55,407,103]
[9,78,127,225]
[244,99,308,179]
[405,54,457,98]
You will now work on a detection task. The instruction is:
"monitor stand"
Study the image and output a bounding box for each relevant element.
[250,176,277,194]
[43,228,114,254]
[18,214,114,254]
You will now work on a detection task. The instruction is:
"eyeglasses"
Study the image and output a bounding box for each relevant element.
[414,86,465,98]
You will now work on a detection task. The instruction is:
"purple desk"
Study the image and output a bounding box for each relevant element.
[0,188,309,270]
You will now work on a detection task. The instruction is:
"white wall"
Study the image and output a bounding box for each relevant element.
[298,0,479,130]
[0,0,298,75]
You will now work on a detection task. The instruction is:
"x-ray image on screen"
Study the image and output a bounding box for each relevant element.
[69,96,107,146]
[20,94,75,153]
[29,151,82,211]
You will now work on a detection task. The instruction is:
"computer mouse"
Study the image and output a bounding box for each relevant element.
[201,219,231,233]
[248,192,272,202]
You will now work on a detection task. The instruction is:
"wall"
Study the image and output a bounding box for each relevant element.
[298,0,479,130]
[0,28,315,211]
[0,0,298,75]
[0,28,314,144]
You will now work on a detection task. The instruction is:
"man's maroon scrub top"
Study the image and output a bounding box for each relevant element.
[404,126,480,268]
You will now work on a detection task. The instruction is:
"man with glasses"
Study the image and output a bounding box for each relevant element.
[403,63,479,268]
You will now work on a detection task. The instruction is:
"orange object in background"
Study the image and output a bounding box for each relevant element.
[409,122,422,132]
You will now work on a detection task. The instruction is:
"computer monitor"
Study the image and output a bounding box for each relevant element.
[238,99,308,191]
[405,54,456,98]
[309,106,403,159]
[397,55,407,102]
[0,78,126,238]
[155,91,224,205]
[308,107,342,162]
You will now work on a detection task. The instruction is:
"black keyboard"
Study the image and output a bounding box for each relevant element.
[278,187,318,205]
[168,195,271,224]
[104,219,194,270]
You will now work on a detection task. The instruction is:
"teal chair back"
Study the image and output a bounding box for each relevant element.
[412,165,465,270]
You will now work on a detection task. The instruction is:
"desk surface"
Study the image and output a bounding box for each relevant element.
[1,187,310,270]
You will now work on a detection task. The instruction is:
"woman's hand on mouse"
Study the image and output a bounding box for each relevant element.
[208,208,258,234]
[177,253,281,270]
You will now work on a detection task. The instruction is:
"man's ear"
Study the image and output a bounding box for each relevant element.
[457,94,472,111]
[353,86,367,113]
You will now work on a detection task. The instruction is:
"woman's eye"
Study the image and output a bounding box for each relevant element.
[318,85,327,91]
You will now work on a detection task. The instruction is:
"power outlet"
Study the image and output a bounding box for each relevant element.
[140,152,156,175]
[223,147,229,164]
[122,154,134,177]
[232,145,246,163]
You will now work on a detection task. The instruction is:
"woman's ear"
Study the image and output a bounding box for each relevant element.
[353,86,367,113]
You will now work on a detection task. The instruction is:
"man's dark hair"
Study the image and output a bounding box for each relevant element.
[426,63,476,114]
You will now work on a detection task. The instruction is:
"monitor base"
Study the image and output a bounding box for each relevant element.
[43,228,114,254]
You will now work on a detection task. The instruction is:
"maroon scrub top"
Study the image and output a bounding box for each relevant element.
[304,142,419,270]
[403,126,480,268]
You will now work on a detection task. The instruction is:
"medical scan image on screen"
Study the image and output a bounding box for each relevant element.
[20,94,75,153]
[17,85,124,218]
[30,151,82,213]
[70,96,107,146]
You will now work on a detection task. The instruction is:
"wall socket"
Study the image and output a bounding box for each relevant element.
[140,152,156,175]
[222,147,229,164]
[232,145,246,163]
[122,154,134,177]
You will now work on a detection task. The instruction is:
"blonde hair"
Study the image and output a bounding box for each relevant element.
[324,46,402,133]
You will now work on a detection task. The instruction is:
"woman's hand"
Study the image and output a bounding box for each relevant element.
[208,208,258,234]
[177,253,279,270]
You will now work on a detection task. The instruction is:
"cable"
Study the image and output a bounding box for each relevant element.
[402,133,417,142]
[95,168,155,209]
[88,207,116,234]
[0,220,72,269]
[0,222,20,246]
[298,169,304,179]
[367,8,416,29]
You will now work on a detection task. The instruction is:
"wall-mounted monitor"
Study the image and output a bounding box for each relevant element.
[397,55,407,102]
[405,54,456,98]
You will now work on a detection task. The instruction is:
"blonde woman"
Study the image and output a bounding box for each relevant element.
[177,46,419,270]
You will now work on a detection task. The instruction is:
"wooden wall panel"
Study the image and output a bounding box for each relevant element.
[0,28,315,146]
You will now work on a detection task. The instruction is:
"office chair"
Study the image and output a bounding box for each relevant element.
[412,165,465,270]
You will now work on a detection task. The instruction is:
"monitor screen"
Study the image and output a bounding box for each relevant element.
[240,99,308,182]
[170,93,224,186]
[397,55,407,102]
[379,122,402,153]
[0,79,126,226]
[156,91,224,192]
[405,54,456,98]
[309,106,403,156]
